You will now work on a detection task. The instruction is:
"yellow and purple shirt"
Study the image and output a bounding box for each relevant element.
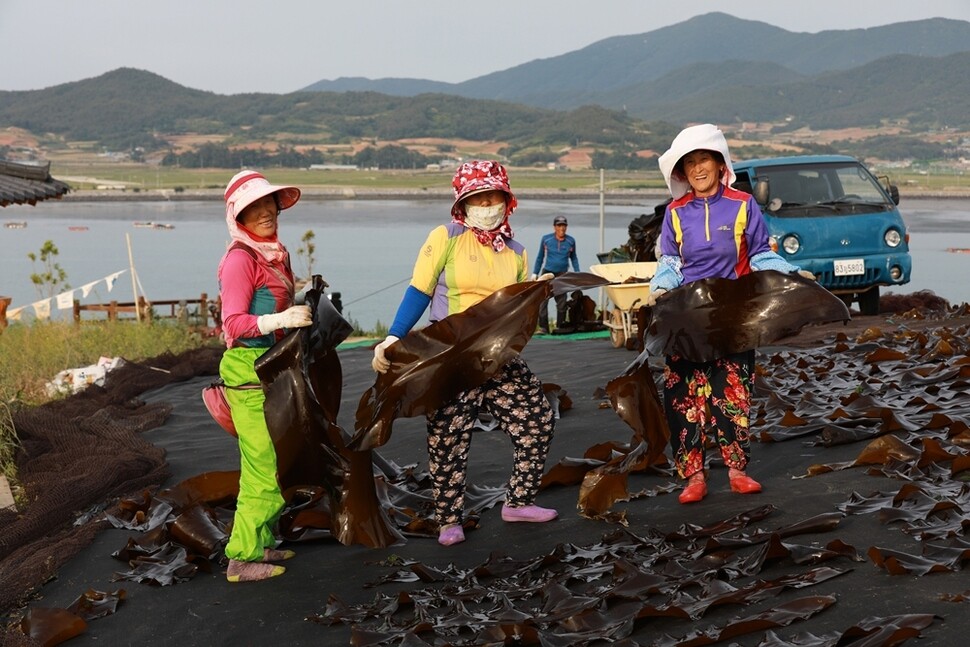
[411,222,528,322]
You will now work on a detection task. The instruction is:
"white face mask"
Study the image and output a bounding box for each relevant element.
[464,202,506,231]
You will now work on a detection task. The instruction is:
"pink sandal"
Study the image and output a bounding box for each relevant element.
[262,548,296,562]
[226,560,285,582]
[438,524,466,546]
[501,504,558,523]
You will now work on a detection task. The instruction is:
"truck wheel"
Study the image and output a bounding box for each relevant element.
[858,287,880,316]
[838,294,855,311]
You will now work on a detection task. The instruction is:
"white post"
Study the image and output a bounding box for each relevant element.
[598,168,606,315]
[126,233,141,322]
[600,169,606,253]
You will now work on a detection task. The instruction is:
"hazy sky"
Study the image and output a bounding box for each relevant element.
[2,0,969,95]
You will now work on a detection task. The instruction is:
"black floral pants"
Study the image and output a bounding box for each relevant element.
[426,357,555,526]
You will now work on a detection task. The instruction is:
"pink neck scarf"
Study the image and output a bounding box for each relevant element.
[224,203,287,263]
[452,215,514,253]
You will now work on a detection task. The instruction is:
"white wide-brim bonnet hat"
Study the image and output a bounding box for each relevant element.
[224,170,301,220]
[658,124,736,200]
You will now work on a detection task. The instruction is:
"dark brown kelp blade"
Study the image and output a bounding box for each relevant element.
[351,272,609,451]
[644,270,850,362]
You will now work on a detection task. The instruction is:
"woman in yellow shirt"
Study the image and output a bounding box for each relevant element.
[372,160,557,546]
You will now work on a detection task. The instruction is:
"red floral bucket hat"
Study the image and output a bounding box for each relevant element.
[450,160,517,220]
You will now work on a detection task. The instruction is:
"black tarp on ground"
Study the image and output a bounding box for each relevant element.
[6,322,970,646]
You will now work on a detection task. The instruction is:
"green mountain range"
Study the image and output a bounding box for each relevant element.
[305,12,970,122]
[0,12,967,160]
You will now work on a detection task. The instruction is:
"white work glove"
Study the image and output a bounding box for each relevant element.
[797,270,817,280]
[256,305,312,334]
[644,288,667,307]
[537,273,554,281]
[371,335,400,373]
[529,273,538,281]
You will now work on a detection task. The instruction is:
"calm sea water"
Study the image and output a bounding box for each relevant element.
[2,197,969,329]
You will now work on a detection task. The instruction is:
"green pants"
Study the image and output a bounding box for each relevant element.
[221,348,285,562]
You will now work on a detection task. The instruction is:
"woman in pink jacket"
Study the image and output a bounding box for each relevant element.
[217,170,312,581]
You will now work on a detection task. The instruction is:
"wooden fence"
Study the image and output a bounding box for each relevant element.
[0,297,10,329]
[0,294,218,328]
[72,294,216,326]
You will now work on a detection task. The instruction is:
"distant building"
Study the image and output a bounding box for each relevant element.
[308,164,358,171]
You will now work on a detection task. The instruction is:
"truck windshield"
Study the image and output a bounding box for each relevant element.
[759,162,892,215]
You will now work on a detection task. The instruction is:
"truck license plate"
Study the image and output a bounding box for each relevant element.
[833,259,865,276]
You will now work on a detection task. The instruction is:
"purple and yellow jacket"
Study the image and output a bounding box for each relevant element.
[651,185,798,291]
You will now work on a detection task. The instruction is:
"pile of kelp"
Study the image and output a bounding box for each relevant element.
[316,304,970,646]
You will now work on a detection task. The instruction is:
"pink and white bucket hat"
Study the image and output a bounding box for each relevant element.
[224,170,301,220]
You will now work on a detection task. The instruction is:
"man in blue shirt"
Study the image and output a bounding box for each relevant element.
[532,215,580,333]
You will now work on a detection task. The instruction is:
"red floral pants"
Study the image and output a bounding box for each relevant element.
[663,350,754,479]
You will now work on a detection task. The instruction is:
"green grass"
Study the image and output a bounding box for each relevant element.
[0,402,17,496]
[0,319,216,491]
[0,320,211,406]
[50,162,673,193]
[48,161,970,195]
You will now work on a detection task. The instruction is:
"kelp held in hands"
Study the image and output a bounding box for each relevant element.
[351,272,609,451]
[255,275,402,548]
[643,270,850,363]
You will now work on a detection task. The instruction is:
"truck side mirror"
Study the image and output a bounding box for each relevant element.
[888,185,900,205]
[877,175,900,205]
[754,179,770,205]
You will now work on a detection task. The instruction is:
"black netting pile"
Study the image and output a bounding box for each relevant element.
[0,347,222,642]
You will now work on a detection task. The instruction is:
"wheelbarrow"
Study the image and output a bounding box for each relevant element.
[589,262,657,349]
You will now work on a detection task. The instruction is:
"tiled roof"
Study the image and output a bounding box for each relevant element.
[0,159,70,207]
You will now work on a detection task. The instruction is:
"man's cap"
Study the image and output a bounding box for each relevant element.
[554,216,568,225]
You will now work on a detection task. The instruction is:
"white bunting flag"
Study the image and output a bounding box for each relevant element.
[105,270,126,292]
[55,289,75,310]
[33,299,52,320]
[80,280,100,298]
[7,307,24,321]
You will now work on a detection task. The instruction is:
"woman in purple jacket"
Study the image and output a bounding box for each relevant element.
[647,124,814,505]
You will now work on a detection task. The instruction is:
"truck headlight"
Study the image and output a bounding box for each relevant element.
[782,235,800,254]
[885,229,901,247]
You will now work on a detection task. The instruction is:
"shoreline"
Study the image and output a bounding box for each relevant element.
[57,187,670,204]
[55,187,970,203]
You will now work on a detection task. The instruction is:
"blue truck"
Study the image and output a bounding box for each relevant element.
[731,154,912,315]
